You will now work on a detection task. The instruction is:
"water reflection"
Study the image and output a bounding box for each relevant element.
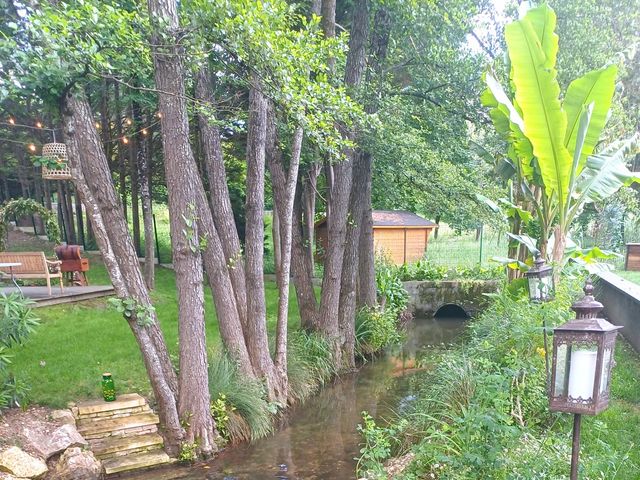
[124,317,465,480]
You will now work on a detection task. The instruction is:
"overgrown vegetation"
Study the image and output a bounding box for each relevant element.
[396,259,504,282]
[0,293,39,410]
[357,278,640,479]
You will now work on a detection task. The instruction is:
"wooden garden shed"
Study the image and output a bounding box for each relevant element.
[315,210,437,265]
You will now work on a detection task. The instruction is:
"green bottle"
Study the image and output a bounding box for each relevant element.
[102,373,116,402]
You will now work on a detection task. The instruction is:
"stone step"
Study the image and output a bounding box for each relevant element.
[91,433,164,460]
[80,404,152,421]
[77,412,159,440]
[76,393,147,418]
[102,449,173,475]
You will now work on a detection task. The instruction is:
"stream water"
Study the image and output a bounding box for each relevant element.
[126,317,466,480]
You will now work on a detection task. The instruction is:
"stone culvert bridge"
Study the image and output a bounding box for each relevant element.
[403,280,500,318]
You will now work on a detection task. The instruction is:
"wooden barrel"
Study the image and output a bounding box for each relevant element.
[55,244,83,260]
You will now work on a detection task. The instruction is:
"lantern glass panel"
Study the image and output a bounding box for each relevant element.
[553,344,569,397]
[599,347,612,395]
[567,343,598,401]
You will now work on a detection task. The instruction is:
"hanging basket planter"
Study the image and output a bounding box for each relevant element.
[41,143,72,180]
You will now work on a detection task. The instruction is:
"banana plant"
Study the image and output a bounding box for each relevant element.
[481,3,639,265]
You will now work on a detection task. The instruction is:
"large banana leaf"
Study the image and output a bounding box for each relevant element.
[563,65,617,169]
[573,133,640,206]
[505,10,571,206]
[482,73,535,179]
[525,4,559,69]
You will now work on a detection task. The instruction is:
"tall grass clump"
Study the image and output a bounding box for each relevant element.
[357,275,640,479]
[207,349,272,444]
[287,331,336,404]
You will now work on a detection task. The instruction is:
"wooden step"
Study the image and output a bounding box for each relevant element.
[77,412,159,440]
[76,393,146,417]
[91,433,164,459]
[102,449,173,475]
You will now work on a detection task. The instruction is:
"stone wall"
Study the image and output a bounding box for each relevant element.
[595,272,640,352]
[403,280,500,318]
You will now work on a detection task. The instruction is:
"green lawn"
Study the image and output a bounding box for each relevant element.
[617,270,640,286]
[8,260,300,408]
[426,224,506,267]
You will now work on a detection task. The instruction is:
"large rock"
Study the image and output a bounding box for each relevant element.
[51,410,76,426]
[51,447,101,480]
[0,446,48,478]
[29,424,88,460]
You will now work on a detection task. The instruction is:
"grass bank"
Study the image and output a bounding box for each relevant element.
[357,278,640,479]
[617,270,640,286]
[7,259,302,408]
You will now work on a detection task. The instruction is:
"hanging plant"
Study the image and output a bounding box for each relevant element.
[0,198,61,250]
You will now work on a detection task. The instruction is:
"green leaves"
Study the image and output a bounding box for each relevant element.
[563,64,618,167]
[505,5,571,207]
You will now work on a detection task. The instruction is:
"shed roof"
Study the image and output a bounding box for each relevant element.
[372,210,436,228]
[316,210,436,228]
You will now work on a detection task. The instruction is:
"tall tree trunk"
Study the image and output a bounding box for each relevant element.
[291,181,319,330]
[244,81,280,399]
[267,107,303,399]
[316,0,369,368]
[194,67,248,331]
[302,164,320,275]
[61,92,183,455]
[272,204,282,277]
[114,82,128,220]
[75,189,85,248]
[63,182,77,244]
[138,113,155,290]
[147,0,216,455]
[129,103,141,256]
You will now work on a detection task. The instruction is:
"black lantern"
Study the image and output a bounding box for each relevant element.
[525,253,555,302]
[549,280,622,479]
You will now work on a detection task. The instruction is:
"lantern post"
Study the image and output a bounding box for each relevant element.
[525,253,555,384]
[549,280,622,480]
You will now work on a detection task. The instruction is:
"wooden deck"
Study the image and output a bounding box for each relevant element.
[0,285,115,307]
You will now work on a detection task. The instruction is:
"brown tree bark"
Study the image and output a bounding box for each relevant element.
[113,82,128,220]
[291,182,319,330]
[244,81,281,399]
[137,113,155,290]
[194,67,248,330]
[129,103,141,256]
[147,0,216,455]
[61,92,183,455]
[266,105,303,397]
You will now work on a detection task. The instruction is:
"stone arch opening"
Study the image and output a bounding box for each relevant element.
[434,303,469,319]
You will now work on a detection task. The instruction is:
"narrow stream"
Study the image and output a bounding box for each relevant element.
[126,317,465,480]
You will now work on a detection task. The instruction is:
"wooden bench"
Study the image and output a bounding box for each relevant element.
[0,252,63,296]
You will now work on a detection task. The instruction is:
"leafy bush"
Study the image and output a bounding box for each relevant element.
[0,293,39,410]
[208,349,273,443]
[397,259,504,282]
[375,256,409,313]
[355,306,403,358]
[358,276,639,479]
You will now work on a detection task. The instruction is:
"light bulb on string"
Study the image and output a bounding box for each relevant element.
[95,122,101,129]
[28,144,37,152]
[125,118,132,126]
[8,118,15,125]
[36,121,43,128]
[122,137,129,144]
[142,128,148,136]
[156,112,162,119]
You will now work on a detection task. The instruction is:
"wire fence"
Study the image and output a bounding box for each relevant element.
[425,224,507,268]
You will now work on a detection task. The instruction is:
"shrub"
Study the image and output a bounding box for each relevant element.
[0,292,39,410]
[358,275,639,479]
[397,259,504,282]
[375,256,409,313]
[355,306,403,358]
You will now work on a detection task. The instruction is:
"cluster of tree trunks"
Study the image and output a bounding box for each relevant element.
[56,0,384,458]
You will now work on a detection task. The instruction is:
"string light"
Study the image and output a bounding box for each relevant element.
[125,118,132,126]
[8,118,15,125]
[95,122,101,129]
[141,128,148,136]
[122,137,129,144]
[28,144,37,152]
[36,121,43,128]
[156,112,162,119]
